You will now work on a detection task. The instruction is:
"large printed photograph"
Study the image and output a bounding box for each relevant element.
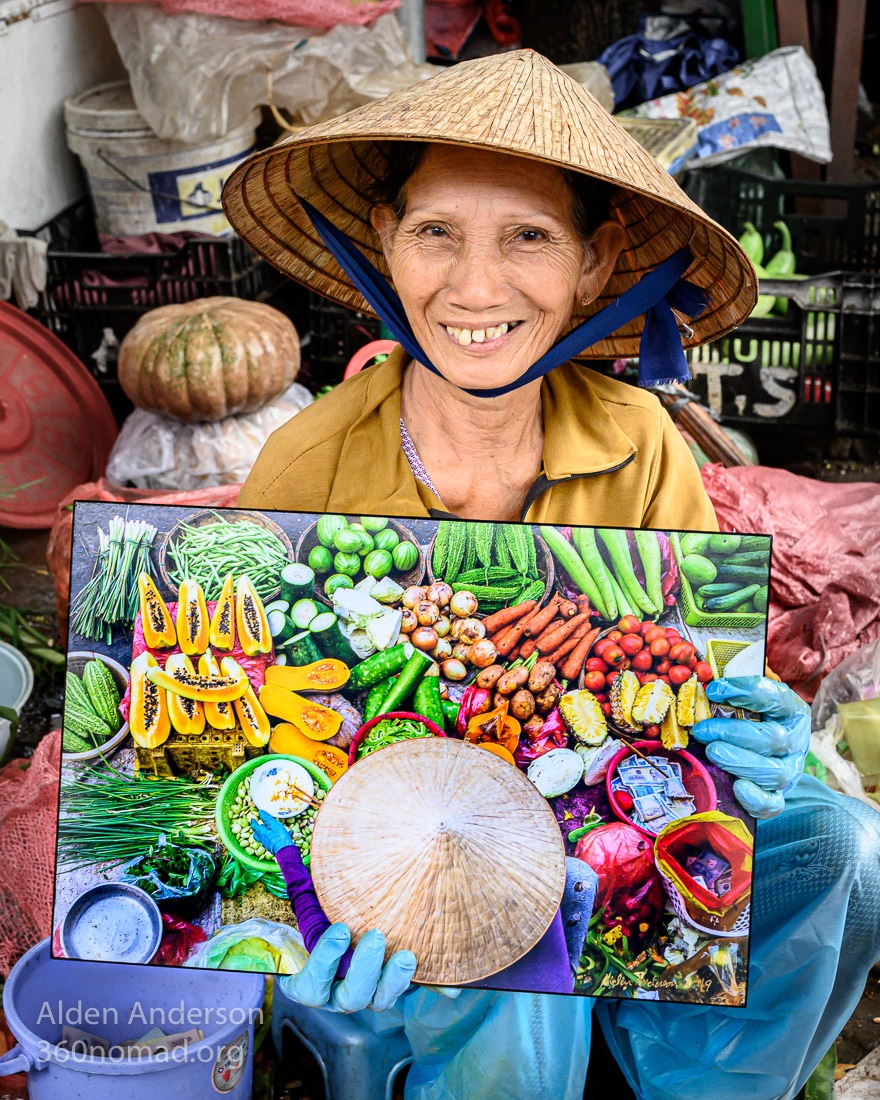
[53,501,770,1005]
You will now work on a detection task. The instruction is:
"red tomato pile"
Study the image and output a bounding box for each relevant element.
[582,615,712,717]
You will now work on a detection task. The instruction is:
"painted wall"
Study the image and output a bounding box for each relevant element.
[0,0,125,230]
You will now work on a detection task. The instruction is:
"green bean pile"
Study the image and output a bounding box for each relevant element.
[166,515,289,601]
[228,782,326,863]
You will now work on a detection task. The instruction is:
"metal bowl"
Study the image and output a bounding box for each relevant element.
[60,882,162,963]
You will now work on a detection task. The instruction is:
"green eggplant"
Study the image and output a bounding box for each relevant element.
[738,221,764,266]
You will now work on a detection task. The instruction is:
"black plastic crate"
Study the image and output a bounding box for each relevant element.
[684,166,880,276]
[306,292,381,388]
[23,201,286,419]
[685,272,879,436]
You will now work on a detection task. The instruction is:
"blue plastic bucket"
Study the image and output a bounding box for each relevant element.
[0,939,264,1098]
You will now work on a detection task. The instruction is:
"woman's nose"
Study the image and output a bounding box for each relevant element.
[444,239,509,312]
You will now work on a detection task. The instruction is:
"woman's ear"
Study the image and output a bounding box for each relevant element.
[369,204,399,264]
[576,220,627,306]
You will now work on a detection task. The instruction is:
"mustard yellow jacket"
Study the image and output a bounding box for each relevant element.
[239,348,718,532]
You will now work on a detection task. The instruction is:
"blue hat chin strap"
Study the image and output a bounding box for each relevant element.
[300,197,708,396]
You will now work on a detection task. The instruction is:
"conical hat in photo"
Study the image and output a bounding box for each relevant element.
[309,736,566,985]
[223,49,756,360]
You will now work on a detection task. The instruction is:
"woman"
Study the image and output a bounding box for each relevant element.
[225,51,880,1100]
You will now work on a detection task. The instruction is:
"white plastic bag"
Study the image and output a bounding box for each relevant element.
[810,638,880,807]
[101,7,437,144]
[627,46,831,169]
[184,917,309,974]
[106,382,313,490]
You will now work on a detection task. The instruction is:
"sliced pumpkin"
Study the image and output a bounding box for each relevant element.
[138,572,177,649]
[236,574,271,657]
[164,653,206,736]
[145,664,248,703]
[268,722,348,783]
[176,579,209,656]
[258,682,342,742]
[130,652,171,749]
[465,704,521,755]
[209,572,235,651]
[265,659,349,693]
[199,649,235,730]
[477,742,516,765]
[221,657,271,747]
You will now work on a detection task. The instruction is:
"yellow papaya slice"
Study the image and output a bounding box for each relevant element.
[268,722,348,783]
[199,649,235,730]
[236,574,271,657]
[258,682,342,742]
[209,573,235,651]
[176,579,209,656]
[264,658,349,693]
[221,657,271,747]
[164,653,206,736]
[138,572,176,649]
[145,664,248,703]
[130,652,171,749]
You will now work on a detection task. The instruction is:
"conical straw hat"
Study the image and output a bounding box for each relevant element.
[223,49,756,360]
[309,736,567,986]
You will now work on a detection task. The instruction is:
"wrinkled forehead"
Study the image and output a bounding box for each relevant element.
[401,144,576,223]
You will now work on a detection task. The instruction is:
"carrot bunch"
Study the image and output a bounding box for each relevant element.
[482,593,601,682]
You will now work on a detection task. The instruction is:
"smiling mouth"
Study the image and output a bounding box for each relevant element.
[442,321,523,347]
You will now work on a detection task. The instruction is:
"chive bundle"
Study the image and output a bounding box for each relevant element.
[57,765,217,872]
[70,517,158,643]
[165,515,288,601]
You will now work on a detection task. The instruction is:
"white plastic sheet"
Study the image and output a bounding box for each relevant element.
[101,7,438,143]
[106,382,313,490]
[628,46,831,169]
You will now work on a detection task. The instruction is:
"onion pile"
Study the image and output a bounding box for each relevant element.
[397,583,499,681]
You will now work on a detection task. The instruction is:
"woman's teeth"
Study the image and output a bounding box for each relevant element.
[445,322,514,347]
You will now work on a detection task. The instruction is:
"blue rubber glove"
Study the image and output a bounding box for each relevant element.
[286,923,417,1013]
[249,810,294,854]
[691,675,810,820]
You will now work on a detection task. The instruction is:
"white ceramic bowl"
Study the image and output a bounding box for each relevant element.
[0,640,34,712]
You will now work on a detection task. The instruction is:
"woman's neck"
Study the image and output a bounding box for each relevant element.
[400,361,544,521]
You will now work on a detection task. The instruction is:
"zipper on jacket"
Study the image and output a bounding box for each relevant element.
[519,453,637,520]
[427,453,637,522]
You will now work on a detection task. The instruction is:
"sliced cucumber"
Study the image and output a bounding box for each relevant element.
[268,609,295,643]
[280,562,315,604]
[310,611,358,665]
[264,599,291,616]
[286,631,323,666]
[291,598,320,630]
[273,652,288,666]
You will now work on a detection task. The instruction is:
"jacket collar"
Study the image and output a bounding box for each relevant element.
[329,348,638,512]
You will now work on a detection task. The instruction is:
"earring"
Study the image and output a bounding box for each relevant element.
[579,295,591,306]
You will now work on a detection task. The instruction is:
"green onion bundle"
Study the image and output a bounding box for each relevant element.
[166,515,288,601]
[70,517,158,643]
[57,765,217,872]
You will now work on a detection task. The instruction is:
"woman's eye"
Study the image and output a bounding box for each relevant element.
[423,225,448,238]
[517,229,544,242]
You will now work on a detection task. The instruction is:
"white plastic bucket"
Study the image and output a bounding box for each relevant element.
[64,82,259,237]
[0,939,265,1099]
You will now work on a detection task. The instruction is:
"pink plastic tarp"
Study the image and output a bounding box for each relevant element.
[83,0,399,29]
[702,464,880,703]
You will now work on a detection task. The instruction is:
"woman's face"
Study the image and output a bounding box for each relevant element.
[370,145,623,392]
